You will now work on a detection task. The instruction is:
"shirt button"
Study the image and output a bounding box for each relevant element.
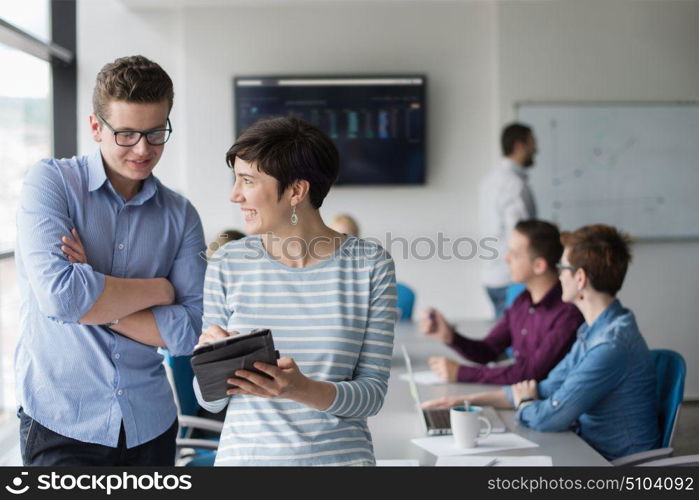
[118,243,125,250]
[552,400,559,407]
[528,307,535,315]
[117,389,124,396]
[114,353,121,360]
[513,350,519,357]
[521,329,528,335]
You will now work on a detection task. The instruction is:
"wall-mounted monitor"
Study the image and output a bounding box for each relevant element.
[234,76,426,185]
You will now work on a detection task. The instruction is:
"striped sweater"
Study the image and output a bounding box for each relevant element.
[193,234,397,466]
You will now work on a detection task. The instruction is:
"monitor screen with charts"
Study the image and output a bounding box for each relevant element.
[234,76,426,185]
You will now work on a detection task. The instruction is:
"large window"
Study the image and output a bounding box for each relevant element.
[0,41,52,416]
[0,0,50,42]
[0,1,74,425]
[0,44,52,253]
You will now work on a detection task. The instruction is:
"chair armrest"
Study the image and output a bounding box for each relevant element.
[178,415,224,433]
[611,448,673,466]
[638,454,699,467]
[176,438,220,451]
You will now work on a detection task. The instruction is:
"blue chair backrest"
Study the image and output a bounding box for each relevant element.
[396,282,415,321]
[651,349,686,448]
[504,284,526,357]
[164,351,200,419]
[505,283,526,308]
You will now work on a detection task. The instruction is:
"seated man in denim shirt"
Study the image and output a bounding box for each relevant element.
[423,224,659,461]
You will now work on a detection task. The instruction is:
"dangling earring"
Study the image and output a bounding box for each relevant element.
[290,206,298,225]
[578,293,584,301]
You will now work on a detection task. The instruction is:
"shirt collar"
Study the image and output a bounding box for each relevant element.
[86,148,158,206]
[533,281,563,308]
[128,175,158,206]
[520,281,563,310]
[577,299,624,340]
[87,149,108,192]
[501,157,528,181]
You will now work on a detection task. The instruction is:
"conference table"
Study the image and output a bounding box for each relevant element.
[367,319,610,466]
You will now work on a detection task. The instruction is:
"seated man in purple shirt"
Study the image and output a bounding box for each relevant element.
[421,220,583,384]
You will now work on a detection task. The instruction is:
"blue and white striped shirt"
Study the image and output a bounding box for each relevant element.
[194,235,397,466]
[14,149,206,448]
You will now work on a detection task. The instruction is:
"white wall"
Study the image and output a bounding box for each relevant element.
[179,1,499,320]
[77,0,698,396]
[77,0,183,188]
[79,0,500,321]
[498,0,699,397]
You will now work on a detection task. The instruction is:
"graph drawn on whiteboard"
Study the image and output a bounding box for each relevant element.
[517,102,699,239]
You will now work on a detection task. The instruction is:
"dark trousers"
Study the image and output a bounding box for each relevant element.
[18,407,178,466]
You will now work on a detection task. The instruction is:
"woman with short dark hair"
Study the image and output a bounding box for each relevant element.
[194,117,397,466]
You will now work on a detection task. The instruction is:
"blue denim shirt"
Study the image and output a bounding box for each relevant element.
[504,300,660,460]
[15,150,206,448]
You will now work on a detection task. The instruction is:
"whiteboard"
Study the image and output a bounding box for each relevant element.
[516,102,699,239]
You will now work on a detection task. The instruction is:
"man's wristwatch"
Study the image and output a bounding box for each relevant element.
[516,397,535,409]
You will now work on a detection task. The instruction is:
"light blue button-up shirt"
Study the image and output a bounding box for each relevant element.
[14,149,206,448]
[504,300,660,460]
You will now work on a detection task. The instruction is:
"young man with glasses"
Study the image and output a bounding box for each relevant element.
[15,56,206,465]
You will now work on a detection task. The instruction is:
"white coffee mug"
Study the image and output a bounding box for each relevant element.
[450,405,492,448]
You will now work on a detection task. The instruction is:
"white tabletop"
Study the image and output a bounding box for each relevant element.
[367,320,610,466]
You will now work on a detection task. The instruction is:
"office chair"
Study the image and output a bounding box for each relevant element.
[502,284,526,358]
[396,282,415,321]
[163,351,223,466]
[504,283,526,308]
[638,454,699,467]
[612,349,686,466]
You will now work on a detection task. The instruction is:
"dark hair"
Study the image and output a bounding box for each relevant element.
[501,122,533,156]
[226,116,339,209]
[514,219,563,272]
[93,55,174,117]
[560,224,632,296]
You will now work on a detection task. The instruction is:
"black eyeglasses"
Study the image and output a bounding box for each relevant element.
[556,263,578,275]
[97,113,172,146]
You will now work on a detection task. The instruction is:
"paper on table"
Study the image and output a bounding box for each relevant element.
[411,432,539,457]
[434,456,496,467]
[436,455,553,467]
[376,459,420,467]
[399,370,444,386]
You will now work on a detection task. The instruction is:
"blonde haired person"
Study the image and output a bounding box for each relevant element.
[330,213,360,237]
[205,229,246,259]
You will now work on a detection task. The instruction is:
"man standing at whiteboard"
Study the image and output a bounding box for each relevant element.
[479,123,538,318]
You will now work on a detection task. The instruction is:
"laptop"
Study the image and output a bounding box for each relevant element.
[401,344,506,435]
